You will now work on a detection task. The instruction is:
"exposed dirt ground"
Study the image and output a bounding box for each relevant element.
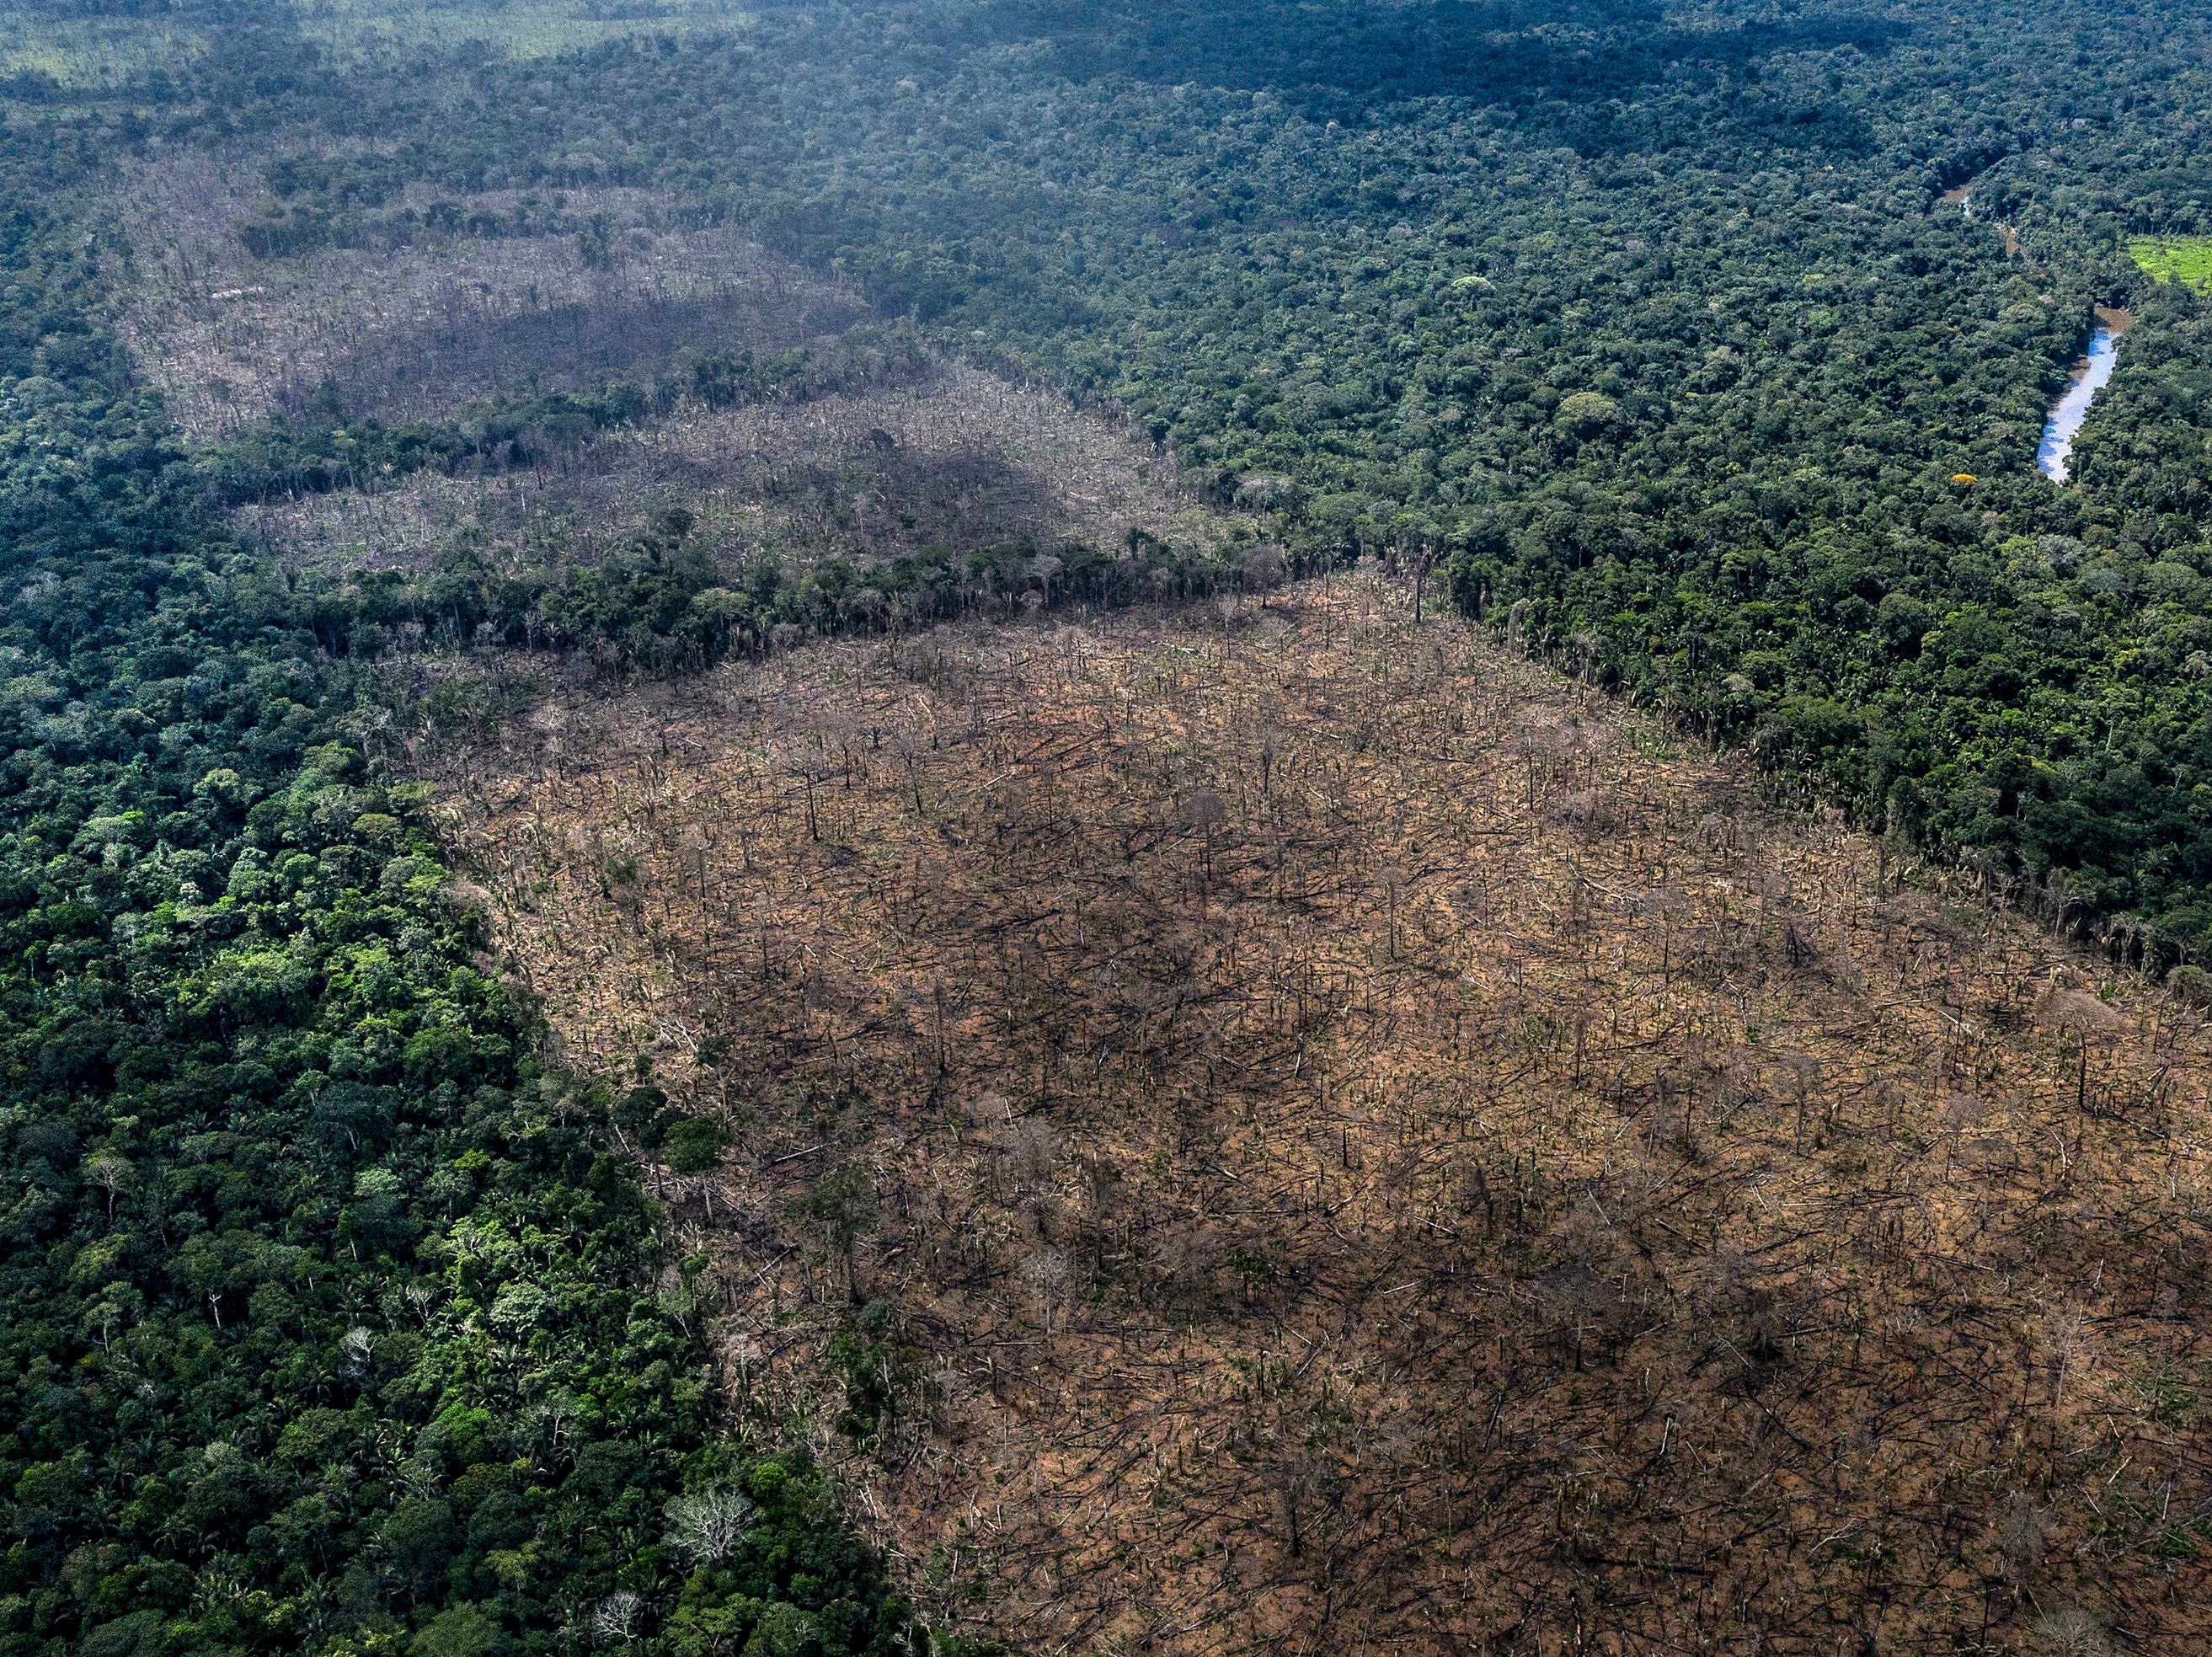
[425,574,2212,1656]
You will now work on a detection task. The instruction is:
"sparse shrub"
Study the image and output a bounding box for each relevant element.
[2033,1606,2115,1657]
[1240,543,1287,595]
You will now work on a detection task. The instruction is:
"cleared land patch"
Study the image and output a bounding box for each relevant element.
[428,576,2212,1655]
[2129,235,2212,291]
[291,0,751,61]
[123,159,860,439]
[235,361,1233,578]
[125,157,1230,586]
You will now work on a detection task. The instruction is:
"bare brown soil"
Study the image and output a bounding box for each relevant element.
[427,575,2212,1656]
[235,362,1233,576]
[122,155,859,438]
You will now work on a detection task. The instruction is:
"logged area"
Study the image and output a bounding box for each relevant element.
[123,161,866,439]
[120,152,1239,598]
[233,360,1229,581]
[22,1,2212,1652]
[430,577,2212,1654]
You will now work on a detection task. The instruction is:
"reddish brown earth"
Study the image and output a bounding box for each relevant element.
[429,575,2212,1656]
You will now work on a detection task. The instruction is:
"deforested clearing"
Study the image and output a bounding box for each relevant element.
[235,361,1233,578]
[120,149,1232,585]
[121,158,863,438]
[426,573,2212,1655]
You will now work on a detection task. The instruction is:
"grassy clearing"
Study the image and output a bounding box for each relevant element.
[425,573,2212,1654]
[2129,234,2212,289]
[291,0,753,62]
[0,13,210,85]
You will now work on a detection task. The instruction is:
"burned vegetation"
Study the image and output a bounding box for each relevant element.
[425,574,2212,1655]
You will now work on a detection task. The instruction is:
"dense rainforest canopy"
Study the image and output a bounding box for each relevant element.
[61,0,2212,950]
[0,19,927,1657]
[8,0,2212,1650]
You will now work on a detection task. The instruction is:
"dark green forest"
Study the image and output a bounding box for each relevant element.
[9,0,2212,1650]
[0,23,927,1657]
[86,0,2212,948]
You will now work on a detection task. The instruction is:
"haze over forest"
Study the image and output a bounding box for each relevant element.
[3,2,2212,1654]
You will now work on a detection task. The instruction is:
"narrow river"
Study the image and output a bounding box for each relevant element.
[2038,321,2124,484]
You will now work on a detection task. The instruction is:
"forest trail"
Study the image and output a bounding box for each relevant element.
[428,576,2212,1655]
